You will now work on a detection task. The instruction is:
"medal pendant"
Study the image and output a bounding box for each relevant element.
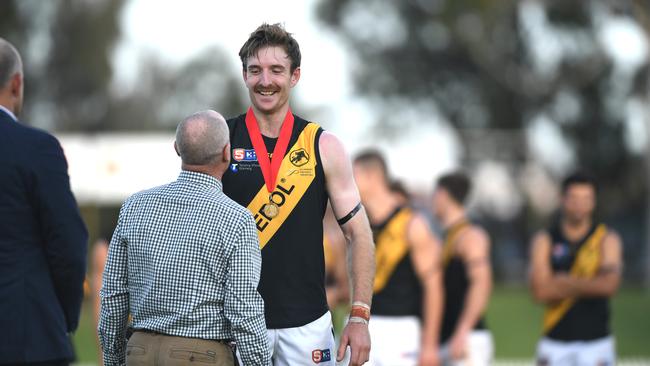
[263,202,280,218]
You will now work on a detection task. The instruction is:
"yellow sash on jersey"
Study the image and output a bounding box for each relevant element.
[373,208,413,293]
[442,220,470,268]
[542,224,607,333]
[246,122,320,249]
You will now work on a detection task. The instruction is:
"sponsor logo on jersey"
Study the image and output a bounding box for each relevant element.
[552,242,567,259]
[311,349,331,364]
[233,148,257,162]
[290,148,310,167]
[230,164,239,173]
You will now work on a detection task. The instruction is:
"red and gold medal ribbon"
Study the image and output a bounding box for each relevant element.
[245,107,295,194]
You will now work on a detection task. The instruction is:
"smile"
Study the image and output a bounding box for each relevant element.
[258,91,277,96]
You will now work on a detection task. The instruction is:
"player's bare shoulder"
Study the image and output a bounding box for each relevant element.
[530,229,552,253]
[603,228,622,248]
[457,224,490,257]
[406,212,436,244]
[318,130,349,172]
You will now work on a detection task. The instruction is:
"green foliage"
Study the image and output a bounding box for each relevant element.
[0,0,247,132]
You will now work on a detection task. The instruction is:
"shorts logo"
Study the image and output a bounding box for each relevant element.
[290,148,310,167]
[311,349,331,364]
[233,148,257,162]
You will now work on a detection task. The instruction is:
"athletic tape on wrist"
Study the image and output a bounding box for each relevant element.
[348,316,369,325]
[351,301,371,310]
[350,305,371,321]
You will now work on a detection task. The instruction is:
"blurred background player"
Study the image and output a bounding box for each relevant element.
[354,150,443,366]
[432,172,493,366]
[529,172,622,366]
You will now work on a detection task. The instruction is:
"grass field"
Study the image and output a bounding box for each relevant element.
[73,286,650,364]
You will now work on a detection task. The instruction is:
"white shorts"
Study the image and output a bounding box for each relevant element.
[245,311,335,366]
[536,336,615,366]
[439,330,494,366]
[367,315,420,366]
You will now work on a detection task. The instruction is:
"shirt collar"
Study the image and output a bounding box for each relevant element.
[0,105,17,122]
[178,170,223,191]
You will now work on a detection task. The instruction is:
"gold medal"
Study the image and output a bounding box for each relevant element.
[263,201,280,218]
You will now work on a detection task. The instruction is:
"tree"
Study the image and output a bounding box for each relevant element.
[0,0,124,131]
[317,0,650,281]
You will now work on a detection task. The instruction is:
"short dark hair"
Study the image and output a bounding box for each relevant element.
[390,180,411,200]
[239,23,301,73]
[354,149,389,182]
[561,171,597,194]
[437,172,471,204]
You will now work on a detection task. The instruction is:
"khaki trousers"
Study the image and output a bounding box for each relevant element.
[126,331,235,366]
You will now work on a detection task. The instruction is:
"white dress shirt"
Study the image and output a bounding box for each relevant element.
[0,104,17,122]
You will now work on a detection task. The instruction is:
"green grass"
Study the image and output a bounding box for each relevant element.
[72,301,100,363]
[486,286,650,358]
[73,286,650,363]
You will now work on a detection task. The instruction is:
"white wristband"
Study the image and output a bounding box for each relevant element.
[348,316,369,325]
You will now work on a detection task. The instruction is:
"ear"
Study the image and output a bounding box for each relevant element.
[10,74,22,97]
[174,141,180,157]
[290,67,301,88]
[242,68,248,82]
[222,142,231,163]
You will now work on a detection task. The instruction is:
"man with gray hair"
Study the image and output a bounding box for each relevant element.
[0,38,88,365]
[99,111,270,366]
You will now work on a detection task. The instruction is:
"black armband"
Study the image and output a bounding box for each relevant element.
[337,203,362,226]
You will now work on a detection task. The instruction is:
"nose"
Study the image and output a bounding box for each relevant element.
[259,70,272,87]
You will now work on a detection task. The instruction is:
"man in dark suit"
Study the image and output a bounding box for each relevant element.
[0,37,88,365]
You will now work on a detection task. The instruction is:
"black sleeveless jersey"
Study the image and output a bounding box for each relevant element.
[546,223,610,341]
[370,207,422,316]
[222,113,328,329]
[440,221,487,343]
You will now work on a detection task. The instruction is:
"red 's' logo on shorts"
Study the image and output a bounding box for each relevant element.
[311,349,331,364]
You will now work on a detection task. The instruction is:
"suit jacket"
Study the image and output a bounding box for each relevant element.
[0,109,88,364]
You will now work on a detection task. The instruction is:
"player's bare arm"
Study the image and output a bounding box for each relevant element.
[448,226,492,359]
[407,213,443,366]
[529,231,577,303]
[567,231,623,298]
[320,131,374,366]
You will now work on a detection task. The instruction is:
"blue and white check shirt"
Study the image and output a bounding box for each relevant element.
[99,171,270,366]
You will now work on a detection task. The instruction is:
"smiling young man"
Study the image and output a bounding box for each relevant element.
[221,24,375,366]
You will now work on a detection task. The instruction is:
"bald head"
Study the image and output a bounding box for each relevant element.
[0,37,22,88]
[175,110,229,166]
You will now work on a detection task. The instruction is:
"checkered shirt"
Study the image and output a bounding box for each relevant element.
[98,171,270,366]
